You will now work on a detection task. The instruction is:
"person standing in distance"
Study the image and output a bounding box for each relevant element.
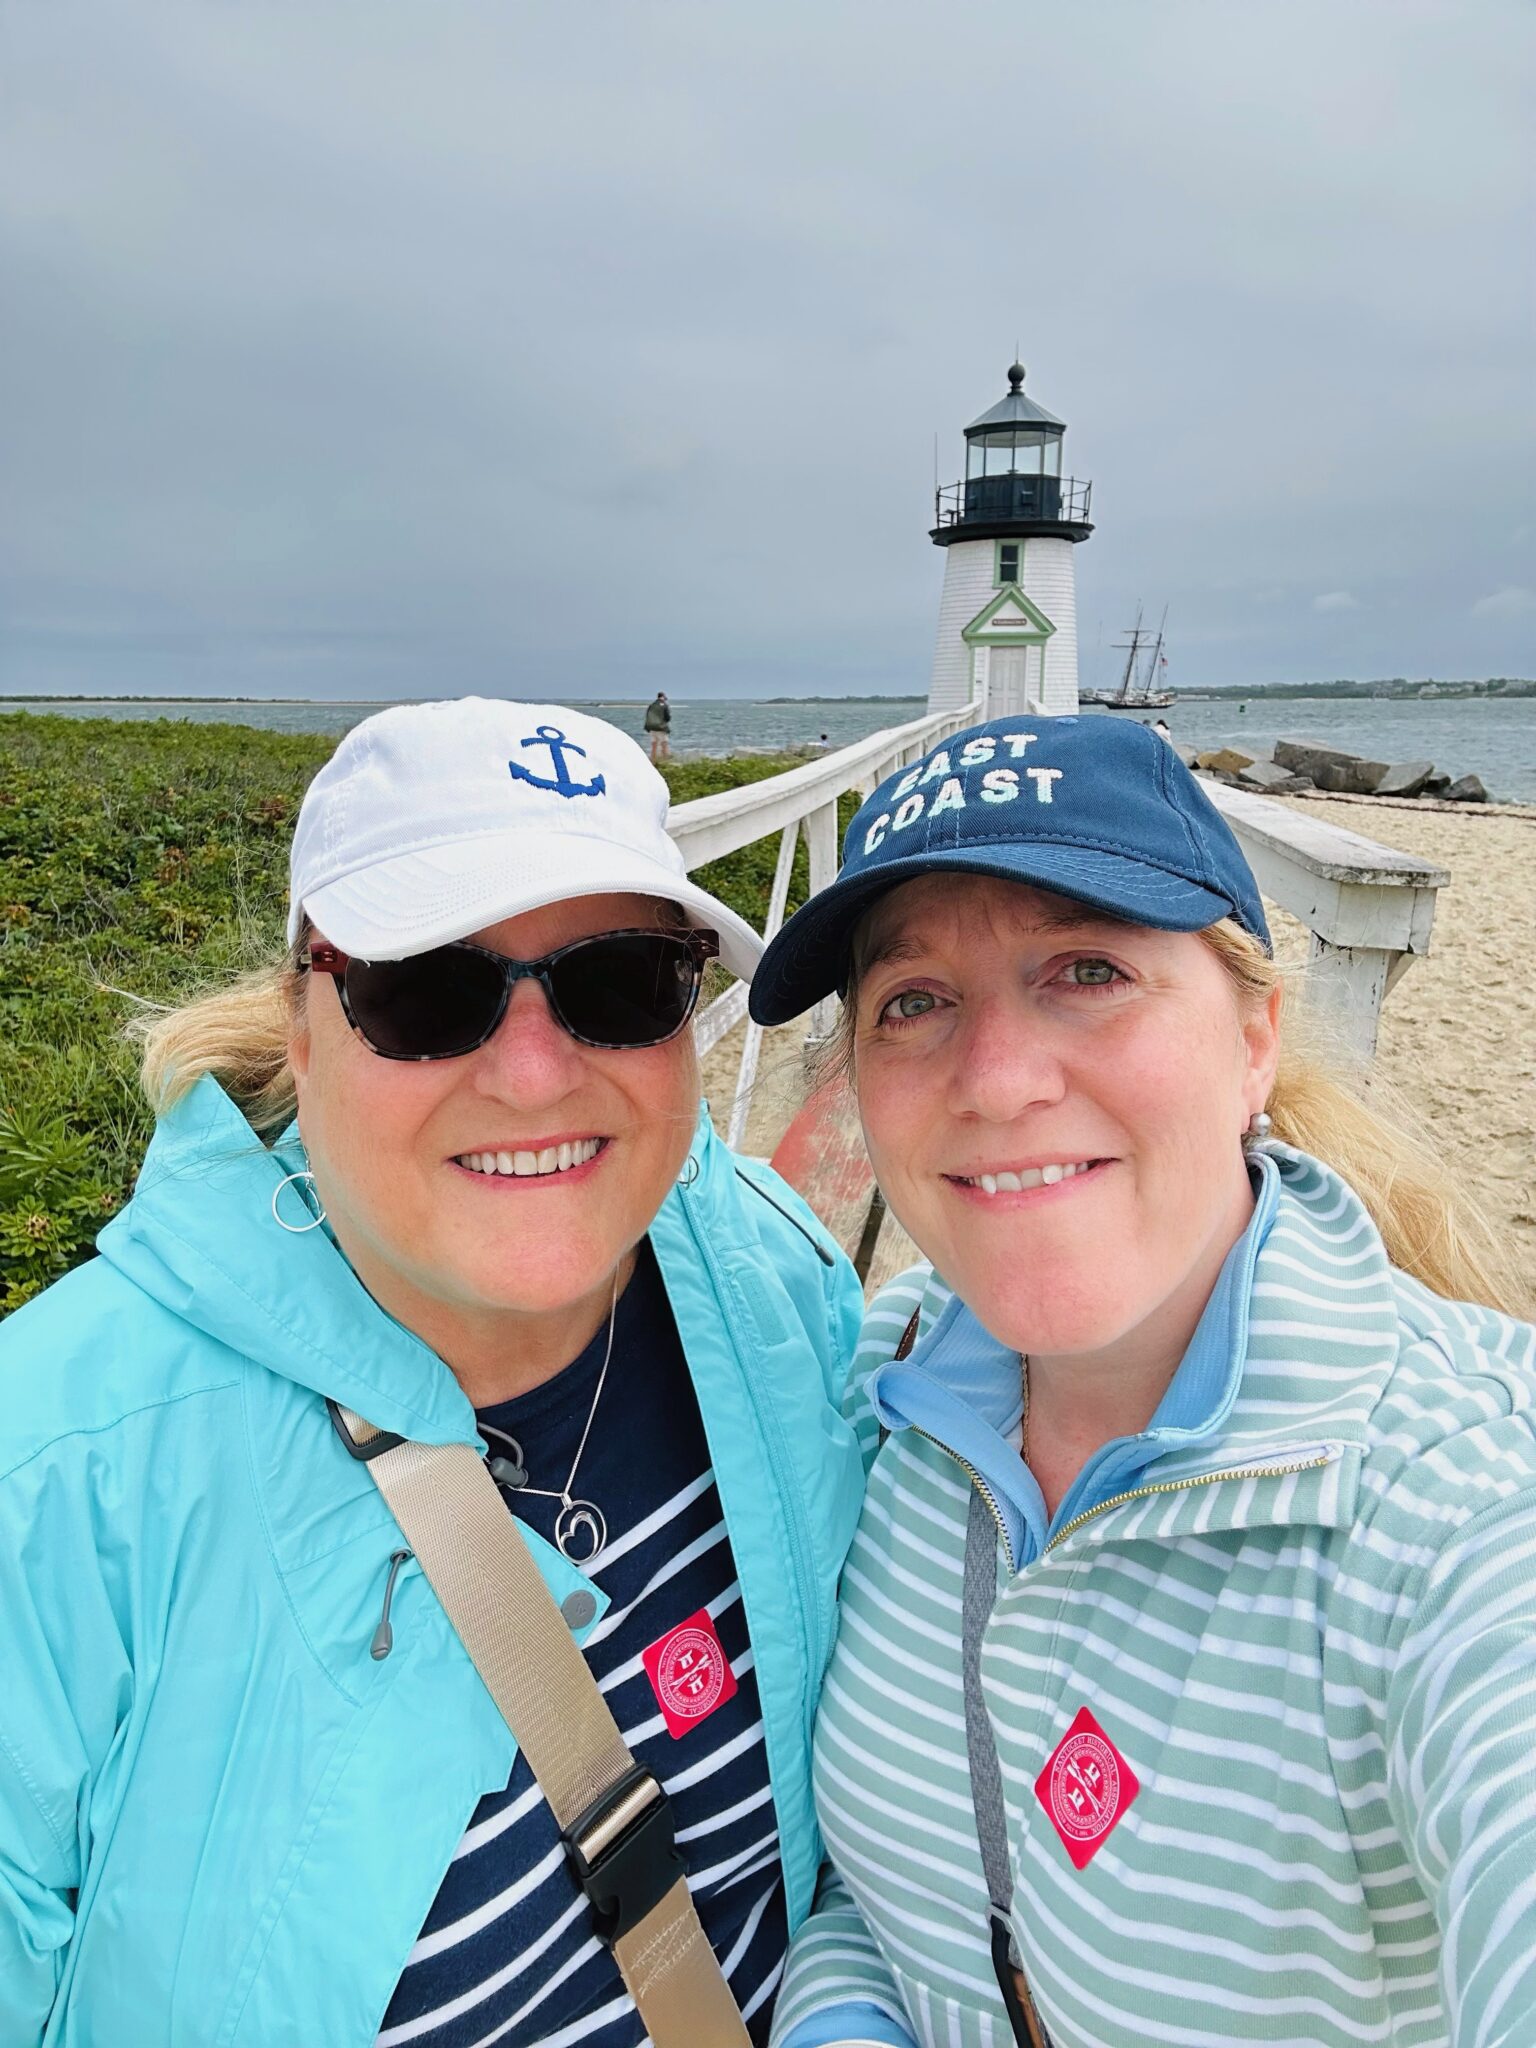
[644,690,672,761]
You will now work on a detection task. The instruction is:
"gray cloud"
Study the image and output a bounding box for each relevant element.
[1,0,1532,698]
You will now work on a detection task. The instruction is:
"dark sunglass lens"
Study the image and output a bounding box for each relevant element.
[345,947,507,1058]
[549,935,697,1047]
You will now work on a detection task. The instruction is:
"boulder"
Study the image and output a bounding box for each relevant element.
[1273,737,1390,794]
[1194,747,1255,777]
[1235,759,1314,794]
[1273,737,1356,781]
[1422,773,1453,797]
[1320,756,1394,795]
[1173,743,1201,770]
[1444,774,1488,803]
[1371,760,1437,799]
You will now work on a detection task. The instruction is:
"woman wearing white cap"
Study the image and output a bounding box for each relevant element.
[751,714,1535,2048]
[0,700,865,2047]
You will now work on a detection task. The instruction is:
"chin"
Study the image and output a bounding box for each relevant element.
[961,1273,1131,1360]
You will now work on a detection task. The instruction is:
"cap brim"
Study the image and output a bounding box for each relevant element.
[748,844,1235,1025]
[295,832,763,984]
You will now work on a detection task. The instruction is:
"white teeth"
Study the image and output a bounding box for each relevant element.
[457,1139,605,1178]
[963,1160,1095,1194]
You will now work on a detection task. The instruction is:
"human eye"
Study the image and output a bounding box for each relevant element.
[874,985,944,1029]
[1056,955,1131,993]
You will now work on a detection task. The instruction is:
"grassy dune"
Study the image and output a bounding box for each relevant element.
[0,713,848,1312]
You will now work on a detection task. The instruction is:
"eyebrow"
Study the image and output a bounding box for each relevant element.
[856,905,1135,977]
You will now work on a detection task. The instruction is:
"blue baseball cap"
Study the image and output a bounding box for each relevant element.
[749,713,1270,1025]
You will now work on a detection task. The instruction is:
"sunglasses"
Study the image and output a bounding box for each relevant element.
[301,928,719,1060]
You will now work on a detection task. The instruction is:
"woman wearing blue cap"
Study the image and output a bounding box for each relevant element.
[752,714,1535,2048]
[0,699,865,2046]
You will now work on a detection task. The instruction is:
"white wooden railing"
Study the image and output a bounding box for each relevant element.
[1204,782,1448,1063]
[665,707,1449,1151]
[666,702,984,1145]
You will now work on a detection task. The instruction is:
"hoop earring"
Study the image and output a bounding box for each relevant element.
[1244,1110,1273,1145]
[677,1154,700,1189]
[272,1170,327,1233]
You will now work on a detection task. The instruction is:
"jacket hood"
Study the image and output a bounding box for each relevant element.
[94,1074,728,1448]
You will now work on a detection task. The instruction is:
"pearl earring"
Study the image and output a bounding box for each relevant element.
[1245,1110,1273,1143]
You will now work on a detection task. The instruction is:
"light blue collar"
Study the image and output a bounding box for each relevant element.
[868,1155,1282,1569]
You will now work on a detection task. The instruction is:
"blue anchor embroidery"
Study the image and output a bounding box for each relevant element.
[507,725,607,800]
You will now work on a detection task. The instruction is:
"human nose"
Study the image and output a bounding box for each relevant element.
[470,975,584,1102]
[945,993,1067,1123]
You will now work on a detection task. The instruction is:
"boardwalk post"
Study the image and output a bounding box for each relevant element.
[803,800,840,1043]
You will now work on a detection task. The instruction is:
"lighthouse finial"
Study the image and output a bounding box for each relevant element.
[1007,359,1025,392]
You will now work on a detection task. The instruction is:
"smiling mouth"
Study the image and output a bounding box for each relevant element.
[453,1138,608,1179]
[948,1158,1105,1195]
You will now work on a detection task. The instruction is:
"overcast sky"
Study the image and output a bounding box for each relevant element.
[2,1,1531,699]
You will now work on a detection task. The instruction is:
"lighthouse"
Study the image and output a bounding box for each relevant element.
[926,363,1093,718]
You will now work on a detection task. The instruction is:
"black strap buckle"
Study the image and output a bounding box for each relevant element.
[562,1764,686,1948]
[326,1398,406,1463]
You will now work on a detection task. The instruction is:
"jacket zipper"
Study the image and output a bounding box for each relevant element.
[1043,1449,1335,1553]
[679,1194,827,1688]
[912,1428,1017,1573]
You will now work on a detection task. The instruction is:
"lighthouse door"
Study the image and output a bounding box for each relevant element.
[990,645,1033,717]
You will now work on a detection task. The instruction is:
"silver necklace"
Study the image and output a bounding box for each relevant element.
[483,1274,618,1567]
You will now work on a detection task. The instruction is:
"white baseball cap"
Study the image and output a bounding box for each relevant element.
[286,697,763,980]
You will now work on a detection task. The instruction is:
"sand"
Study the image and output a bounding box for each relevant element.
[702,797,1535,1307]
[1274,795,1535,1294]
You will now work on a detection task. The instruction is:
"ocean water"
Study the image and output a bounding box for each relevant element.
[1110,696,1535,802]
[3,693,1532,799]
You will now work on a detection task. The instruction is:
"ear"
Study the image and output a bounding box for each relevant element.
[287,992,313,1101]
[1240,983,1283,1123]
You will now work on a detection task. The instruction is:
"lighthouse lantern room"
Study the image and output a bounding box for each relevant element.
[926,363,1093,719]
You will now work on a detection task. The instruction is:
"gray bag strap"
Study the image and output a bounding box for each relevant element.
[962,1492,1054,2048]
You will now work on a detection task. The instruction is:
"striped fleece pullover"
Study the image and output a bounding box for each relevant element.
[772,1145,1536,2048]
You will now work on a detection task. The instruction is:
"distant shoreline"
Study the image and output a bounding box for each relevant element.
[1,680,1531,707]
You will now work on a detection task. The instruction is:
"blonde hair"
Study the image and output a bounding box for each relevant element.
[138,948,304,1141]
[1196,920,1527,1316]
[825,913,1529,1319]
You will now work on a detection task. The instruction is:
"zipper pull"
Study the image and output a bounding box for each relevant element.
[370,1548,412,1661]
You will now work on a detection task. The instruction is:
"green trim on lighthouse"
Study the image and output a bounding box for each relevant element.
[962,583,1055,642]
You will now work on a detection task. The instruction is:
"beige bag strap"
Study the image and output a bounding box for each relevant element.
[330,1402,751,2046]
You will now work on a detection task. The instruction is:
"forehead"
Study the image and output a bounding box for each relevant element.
[855,874,1137,968]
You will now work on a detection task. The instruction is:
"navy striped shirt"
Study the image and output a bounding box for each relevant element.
[377,1243,786,2046]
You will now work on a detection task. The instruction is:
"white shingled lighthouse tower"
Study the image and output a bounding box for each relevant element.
[926,362,1093,718]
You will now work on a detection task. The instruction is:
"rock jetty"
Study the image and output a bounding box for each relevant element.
[1179,737,1492,804]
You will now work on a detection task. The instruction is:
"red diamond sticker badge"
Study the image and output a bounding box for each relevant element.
[642,1608,738,1739]
[1035,1705,1139,1869]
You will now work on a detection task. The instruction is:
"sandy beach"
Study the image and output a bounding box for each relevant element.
[703,796,1535,1311]
[1274,795,1535,1302]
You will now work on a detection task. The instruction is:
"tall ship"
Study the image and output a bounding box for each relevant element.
[1081,607,1176,711]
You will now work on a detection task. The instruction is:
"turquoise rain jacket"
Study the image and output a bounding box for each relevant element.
[0,1077,866,2047]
